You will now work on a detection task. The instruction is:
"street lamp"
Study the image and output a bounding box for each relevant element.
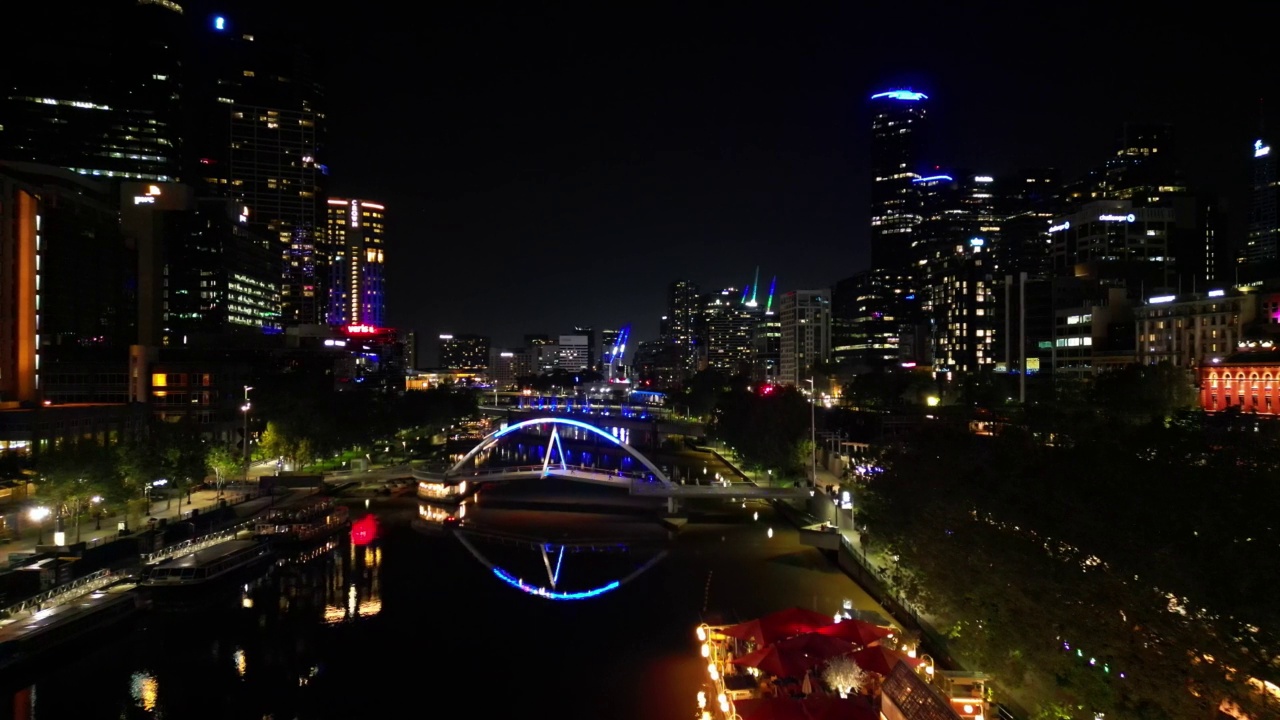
[242,385,254,480]
[28,506,50,545]
[91,495,103,530]
[805,378,816,486]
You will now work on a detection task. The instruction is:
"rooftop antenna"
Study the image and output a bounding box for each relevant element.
[749,266,760,307]
[765,276,777,314]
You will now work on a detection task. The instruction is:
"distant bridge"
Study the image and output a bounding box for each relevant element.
[477,405,706,441]
[413,417,808,511]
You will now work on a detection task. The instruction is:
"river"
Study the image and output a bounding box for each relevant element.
[1,480,888,720]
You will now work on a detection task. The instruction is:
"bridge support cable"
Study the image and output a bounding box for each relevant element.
[541,426,569,478]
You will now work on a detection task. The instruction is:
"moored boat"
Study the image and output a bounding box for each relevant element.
[0,580,145,674]
[252,496,351,547]
[139,539,273,609]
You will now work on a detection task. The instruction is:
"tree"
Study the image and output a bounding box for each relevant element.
[822,655,868,698]
[36,438,117,543]
[206,445,242,496]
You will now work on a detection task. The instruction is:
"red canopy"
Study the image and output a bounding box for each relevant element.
[730,697,810,720]
[732,632,855,679]
[721,607,836,646]
[813,618,895,649]
[802,694,879,720]
[848,645,923,677]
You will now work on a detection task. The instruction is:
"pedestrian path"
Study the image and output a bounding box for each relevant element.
[2,484,263,562]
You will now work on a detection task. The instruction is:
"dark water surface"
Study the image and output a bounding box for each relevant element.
[1,487,768,720]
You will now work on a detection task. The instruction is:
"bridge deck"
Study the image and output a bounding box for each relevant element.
[414,466,810,500]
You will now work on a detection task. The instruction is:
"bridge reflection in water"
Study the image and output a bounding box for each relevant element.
[414,478,674,602]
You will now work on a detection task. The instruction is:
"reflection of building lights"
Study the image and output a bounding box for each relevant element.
[233,648,247,677]
[130,672,159,711]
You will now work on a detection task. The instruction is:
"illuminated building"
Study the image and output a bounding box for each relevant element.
[778,290,831,386]
[0,163,150,459]
[488,348,529,389]
[1051,287,1135,380]
[439,334,490,370]
[1199,344,1280,415]
[556,335,591,372]
[869,89,929,279]
[665,280,701,377]
[0,1,184,182]
[699,288,755,375]
[749,276,781,383]
[1243,136,1279,266]
[324,198,386,327]
[831,270,911,372]
[188,11,330,327]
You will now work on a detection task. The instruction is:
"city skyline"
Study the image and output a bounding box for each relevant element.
[296,2,1279,347]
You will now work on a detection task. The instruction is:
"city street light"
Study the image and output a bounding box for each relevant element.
[805,378,816,486]
[242,385,253,484]
[28,506,50,545]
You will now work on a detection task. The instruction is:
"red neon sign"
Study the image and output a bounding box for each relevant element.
[345,324,380,335]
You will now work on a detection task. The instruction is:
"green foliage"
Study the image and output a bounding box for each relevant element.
[843,369,939,409]
[862,419,1279,719]
[714,384,810,475]
[206,444,242,488]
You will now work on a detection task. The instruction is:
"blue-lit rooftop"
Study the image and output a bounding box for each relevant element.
[870,89,928,101]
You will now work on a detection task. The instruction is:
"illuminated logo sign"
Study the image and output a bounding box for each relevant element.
[1256,140,1271,158]
[350,199,360,229]
[969,237,985,247]
[1099,213,1136,222]
[213,15,226,30]
[1207,289,1226,297]
[345,324,380,335]
[1147,295,1176,304]
[133,184,162,205]
[1048,221,1070,233]
[439,334,454,340]
[974,175,994,183]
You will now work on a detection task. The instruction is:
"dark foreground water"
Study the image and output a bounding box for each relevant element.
[4,480,838,720]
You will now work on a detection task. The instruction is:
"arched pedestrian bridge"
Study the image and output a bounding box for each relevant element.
[412,417,810,509]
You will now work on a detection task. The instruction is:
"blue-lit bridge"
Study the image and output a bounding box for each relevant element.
[414,417,808,512]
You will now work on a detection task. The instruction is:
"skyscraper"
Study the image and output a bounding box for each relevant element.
[1245,137,1278,267]
[778,290,831,386]
[325,198,386,327]
[188,10,330,327]
[1,1,185,182]
[869,89,929,276]
[665,280,701,376]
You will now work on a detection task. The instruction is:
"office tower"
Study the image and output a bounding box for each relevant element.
[556,335,591,372]
[0,163,136,405]
[404,331,418,370]
[600,325,631,380]
[573,326,596,371]
[1244,137,1279,267]
[749,276,781,382]
[1,1,185,182]
[155,192,281,345]
[869,89,929,276]
[488,348,529,389]
[778,290,831,386]
[325,198,386,327]
[438,334,490,370]
[524,335,556,374]
[1093,123,1185,203]
[665,280,701,376]
[700,288,755,376]
[189,11,330,327]
[831,271,913,372]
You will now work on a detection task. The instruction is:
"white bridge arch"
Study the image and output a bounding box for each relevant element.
[449,417,673,488]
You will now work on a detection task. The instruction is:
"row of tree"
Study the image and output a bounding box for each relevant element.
[861,413,1278,719]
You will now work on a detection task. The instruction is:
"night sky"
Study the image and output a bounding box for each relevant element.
[267,2,1277,348]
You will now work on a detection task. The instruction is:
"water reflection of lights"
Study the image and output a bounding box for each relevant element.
[492,567,621,600]
[418,501,466,524]
[233,648,247,678]
[130,671,159,711]
[322,540,382,624]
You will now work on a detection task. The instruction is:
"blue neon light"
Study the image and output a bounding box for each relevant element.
[494,417,628,444]
[870,89,928,101]
[213,15,226,30]
[912,175,953,183]
[552,546,565,585]
[492,568,620,600]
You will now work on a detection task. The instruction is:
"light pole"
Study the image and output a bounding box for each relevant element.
[242,385,253,482]
[805,378,816,486]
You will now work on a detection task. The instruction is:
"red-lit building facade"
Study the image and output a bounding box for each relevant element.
[1199,345,1280,415]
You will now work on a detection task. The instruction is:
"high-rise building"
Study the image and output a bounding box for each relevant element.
[869,89,929,276]
[572,326,596,372]
[778,290,831,386]
[189,10,330,327]
[438,334,489,370]
[404,330,418,370]
[1,1,185,182]
[700,288,756,376]
[556,335,591,372]
[0,163,137,405]
[325,198,386,327]
[665,280,700,376]
[488,348,529,389]
[1245,137,1279,266]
